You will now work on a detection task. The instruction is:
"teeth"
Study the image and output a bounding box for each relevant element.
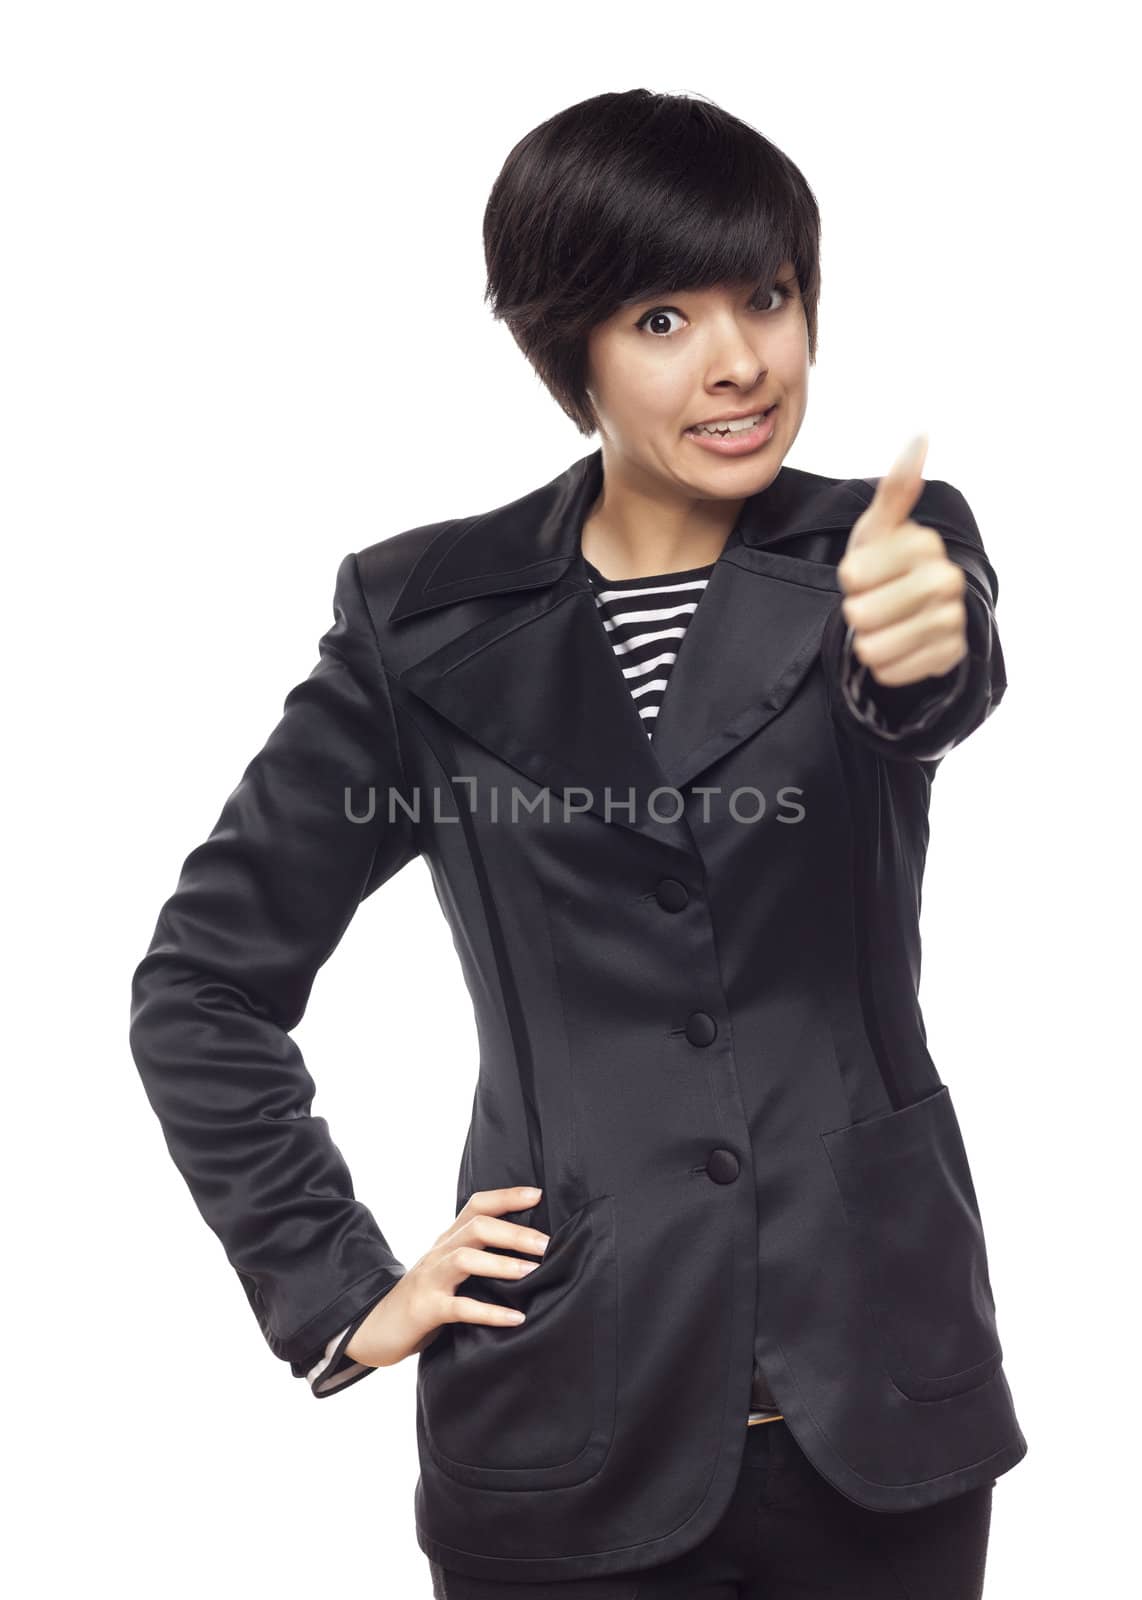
[691,410,768,436]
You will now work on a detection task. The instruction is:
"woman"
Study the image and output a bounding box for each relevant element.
[130,90,1027,1597]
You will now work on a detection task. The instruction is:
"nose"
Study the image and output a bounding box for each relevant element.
[708,340,766,396]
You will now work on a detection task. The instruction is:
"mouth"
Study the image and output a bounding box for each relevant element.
[684,403,778,456]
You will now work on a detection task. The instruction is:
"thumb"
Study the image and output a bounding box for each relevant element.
[845,433,929,556]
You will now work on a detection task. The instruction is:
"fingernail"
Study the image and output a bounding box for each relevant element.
[521,1186,541,1198]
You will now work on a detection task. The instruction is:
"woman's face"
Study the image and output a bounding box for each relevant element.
[584,262,809,501]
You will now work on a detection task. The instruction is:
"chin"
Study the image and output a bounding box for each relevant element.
[683,449,784,490]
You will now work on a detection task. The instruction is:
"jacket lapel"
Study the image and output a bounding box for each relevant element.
[400,565,687,850]
[388,448,858,851]
[646,543,843,794]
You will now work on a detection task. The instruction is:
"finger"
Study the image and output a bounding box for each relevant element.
[839,520,946,597]
[459,1186,543,1219]
[445,1245,543,1282]
[441,1187,542,1247]
[859,636,967,687]
[845,433,928,554]
[850,601,967,681]
[454,1212,550,1258]
[447,1294,529,1327]
[842,552,964,625]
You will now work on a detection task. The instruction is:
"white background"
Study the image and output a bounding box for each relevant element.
[4,2,1136,1594]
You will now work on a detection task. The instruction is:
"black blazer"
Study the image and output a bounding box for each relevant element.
[130,446,1028,1585]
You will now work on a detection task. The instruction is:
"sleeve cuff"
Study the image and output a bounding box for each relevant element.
[305,1296,385,1397]
[839,621,971,743]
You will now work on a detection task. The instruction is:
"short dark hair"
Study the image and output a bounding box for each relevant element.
[483,89,822,437]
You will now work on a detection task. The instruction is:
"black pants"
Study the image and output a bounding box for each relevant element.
[428,1418,994,1599]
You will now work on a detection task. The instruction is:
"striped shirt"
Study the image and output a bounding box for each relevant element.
[584,558,716,740]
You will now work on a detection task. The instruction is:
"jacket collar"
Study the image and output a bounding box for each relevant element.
[388,448,854,856]
[389,446,865,623]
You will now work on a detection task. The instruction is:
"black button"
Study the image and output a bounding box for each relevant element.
[706,1149,740,1184]
[685,1011,717,1047]
[655,878,689,912]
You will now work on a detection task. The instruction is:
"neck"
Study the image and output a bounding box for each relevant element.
[580,452,743,580]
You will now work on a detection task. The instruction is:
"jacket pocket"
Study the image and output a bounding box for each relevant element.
[820,1085,1003,1402]
[416,1192,618,1489]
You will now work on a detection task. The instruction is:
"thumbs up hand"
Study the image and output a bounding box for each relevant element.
[836,435,968,688]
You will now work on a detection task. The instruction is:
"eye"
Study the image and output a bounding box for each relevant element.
[756,278,798,313]
[634,278,797,339]
[635,304,687,338]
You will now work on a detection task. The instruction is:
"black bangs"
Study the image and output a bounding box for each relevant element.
[483,90,822,437]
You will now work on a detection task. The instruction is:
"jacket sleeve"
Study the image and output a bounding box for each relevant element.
[129,550,420,1395]
[820,479,1008,762]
